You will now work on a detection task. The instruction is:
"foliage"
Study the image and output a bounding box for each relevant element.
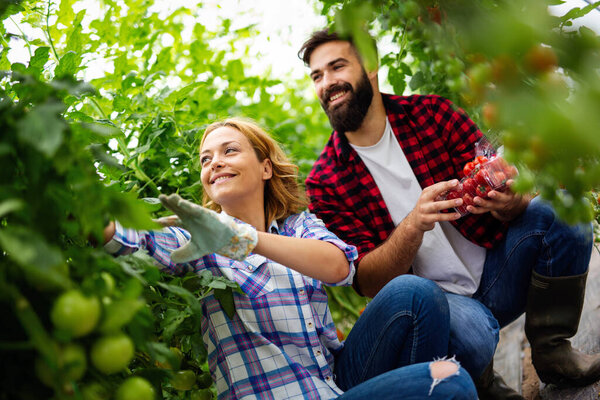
[323,0,600,225]
[1,0,329,398]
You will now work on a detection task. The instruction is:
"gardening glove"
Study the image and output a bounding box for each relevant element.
[158,194,258,263]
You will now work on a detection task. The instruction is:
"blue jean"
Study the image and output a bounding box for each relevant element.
[447,196,594,378]
[338,361,477,399]
[334,275,477,398]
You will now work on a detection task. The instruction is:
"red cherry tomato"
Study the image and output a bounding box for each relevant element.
[475,169,491,186]
[463,161,477,177]
[476,185,489,197]
[446,190,461,201]
[475,156,489,165]
[462,178,477,195]
[462,193,474,207]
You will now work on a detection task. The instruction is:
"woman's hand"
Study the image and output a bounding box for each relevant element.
[159,194,258,262]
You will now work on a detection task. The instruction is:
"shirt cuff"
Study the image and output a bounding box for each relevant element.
[103,220,140,256]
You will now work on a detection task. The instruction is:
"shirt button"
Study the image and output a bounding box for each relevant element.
[247,265,253,271]
[316,350,322,356]
[326,376,332,381]
[307,321,313,327]
[299,289,305,294]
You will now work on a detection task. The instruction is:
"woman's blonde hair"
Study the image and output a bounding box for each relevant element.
[200,117,307,223]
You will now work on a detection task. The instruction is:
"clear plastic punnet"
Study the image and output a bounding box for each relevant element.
[443,138,518,217]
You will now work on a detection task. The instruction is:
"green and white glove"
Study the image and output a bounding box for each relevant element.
[158,194,258,263]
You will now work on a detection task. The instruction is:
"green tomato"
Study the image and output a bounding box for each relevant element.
[190,389,213,400]
[35,343,87,386]
[61,343,87,381]
[51,290,101,337]
[35,357,55,387]
[90,334,134,374]
[170,369,196,391]
[403,1,420,19]
[81,382,109,400]
[196,371,213,389]
[115,377,155,400]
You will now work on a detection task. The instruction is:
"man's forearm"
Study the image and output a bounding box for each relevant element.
[356,215,424,298]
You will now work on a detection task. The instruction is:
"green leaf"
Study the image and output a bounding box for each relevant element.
[213,287,236,319]
[157,281,203,320]
[109,191,160,230]
[113,94,131,112]
[98,298,145,333]
[54,51,81,78]
[0,49,11,70]
[142,197,163,212]
[57,0,75,25]
[16,101,66,158]
[81,121,121,137]
[388,67,407,95]
[0,199,24,217]
[409,71,425,91]
[28,46,50,77]
[0,226,69,290]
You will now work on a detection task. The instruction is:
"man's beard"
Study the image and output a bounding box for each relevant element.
[320,70,373,134]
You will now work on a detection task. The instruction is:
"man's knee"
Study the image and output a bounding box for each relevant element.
[380,275,443,301]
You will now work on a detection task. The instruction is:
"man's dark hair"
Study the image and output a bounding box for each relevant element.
[298,28,378,68]
[298,29,352,66]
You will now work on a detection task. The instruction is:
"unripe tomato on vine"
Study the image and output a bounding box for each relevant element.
[51,290,101,338]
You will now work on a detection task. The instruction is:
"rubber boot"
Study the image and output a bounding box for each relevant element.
[525,270,600,387]
[475,361,524,399]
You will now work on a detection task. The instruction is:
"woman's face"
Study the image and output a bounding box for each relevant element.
[200,126,272,209]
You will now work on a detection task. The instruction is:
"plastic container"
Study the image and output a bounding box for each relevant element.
[444,155,517,216]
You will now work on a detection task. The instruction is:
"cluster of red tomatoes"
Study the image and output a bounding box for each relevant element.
[445,155,515,215]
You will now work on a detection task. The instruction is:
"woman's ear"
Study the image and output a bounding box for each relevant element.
[262,159,273,180]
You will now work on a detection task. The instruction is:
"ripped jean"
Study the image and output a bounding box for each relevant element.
[334,275,477,399]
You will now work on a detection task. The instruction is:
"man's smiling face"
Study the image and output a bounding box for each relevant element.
[308,40,373,133]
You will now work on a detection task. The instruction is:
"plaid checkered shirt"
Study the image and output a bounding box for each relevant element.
[105,211,357,400]
[306,94,508,288]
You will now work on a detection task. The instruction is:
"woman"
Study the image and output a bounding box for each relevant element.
[104,118,476,399]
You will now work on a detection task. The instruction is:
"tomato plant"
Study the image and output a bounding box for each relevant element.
[0,0,334,397]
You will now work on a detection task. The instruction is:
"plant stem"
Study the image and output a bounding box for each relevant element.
[45,0,60,62]
[8,17,33,58]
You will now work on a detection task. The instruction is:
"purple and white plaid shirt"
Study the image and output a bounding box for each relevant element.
[105,211,357,400]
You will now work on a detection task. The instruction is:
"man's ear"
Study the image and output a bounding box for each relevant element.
[367,67,379,81]
[262,159,273,180]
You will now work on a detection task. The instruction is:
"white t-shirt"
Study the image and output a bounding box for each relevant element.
[350,119,486,295]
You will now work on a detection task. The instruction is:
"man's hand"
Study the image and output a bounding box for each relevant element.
[467,179,531,221]
[404,180,463,233]
[159,194,258,263]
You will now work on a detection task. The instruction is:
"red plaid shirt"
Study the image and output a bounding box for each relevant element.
[306,93,508,269]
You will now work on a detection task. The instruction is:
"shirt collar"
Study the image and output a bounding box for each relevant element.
[268,219,280,234]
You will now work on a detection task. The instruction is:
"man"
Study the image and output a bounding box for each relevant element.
[299,29,599,399]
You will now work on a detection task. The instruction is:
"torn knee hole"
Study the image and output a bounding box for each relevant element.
[430,360,459,380]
